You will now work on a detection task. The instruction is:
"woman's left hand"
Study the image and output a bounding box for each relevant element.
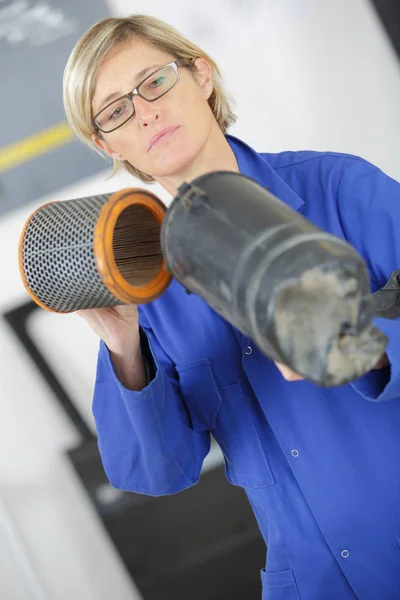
[274,354,389,382]
[273,361,305,381]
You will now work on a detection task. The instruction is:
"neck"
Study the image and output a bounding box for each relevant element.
[154,127,239,197]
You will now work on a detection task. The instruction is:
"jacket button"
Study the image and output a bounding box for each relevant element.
[341,550,350,558]
[245,346,253,355]
[291,449,300,457]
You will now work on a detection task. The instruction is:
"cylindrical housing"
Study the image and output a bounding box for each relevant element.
[161,172,387,386]
[19,188,171,313]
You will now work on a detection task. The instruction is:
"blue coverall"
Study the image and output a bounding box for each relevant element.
[93,135,400,599]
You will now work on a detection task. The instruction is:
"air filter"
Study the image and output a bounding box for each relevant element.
[19,188,171,313]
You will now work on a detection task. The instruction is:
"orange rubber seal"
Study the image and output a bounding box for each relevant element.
[94,188,172,304]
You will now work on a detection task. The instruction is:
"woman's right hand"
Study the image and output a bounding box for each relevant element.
[76,303,140,353]
[77,303,148,390]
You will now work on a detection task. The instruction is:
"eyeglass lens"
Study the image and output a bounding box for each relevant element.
[95,65,178,132]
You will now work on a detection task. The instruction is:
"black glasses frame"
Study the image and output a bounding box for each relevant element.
[91,58,192,134]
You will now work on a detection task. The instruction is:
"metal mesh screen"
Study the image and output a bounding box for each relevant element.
[22,194,119,313]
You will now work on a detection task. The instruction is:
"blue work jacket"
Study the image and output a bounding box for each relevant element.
[93,135,400,600]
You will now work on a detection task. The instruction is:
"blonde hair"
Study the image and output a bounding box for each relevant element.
[63,14,236,182]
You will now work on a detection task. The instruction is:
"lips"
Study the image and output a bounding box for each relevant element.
[148,126,180,151]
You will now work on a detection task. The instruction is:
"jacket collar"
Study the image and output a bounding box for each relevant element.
[226,134,305,212]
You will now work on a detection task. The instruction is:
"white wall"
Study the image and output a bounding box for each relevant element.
[1,1,399,598]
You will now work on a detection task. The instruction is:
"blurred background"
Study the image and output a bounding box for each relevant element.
[1,1,399,598]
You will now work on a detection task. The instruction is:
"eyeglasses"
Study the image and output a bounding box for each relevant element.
[91,59,192,134]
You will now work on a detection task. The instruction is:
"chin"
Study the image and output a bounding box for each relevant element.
[152,145,199,178]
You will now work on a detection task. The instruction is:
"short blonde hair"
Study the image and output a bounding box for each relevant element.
[63,14,236,182]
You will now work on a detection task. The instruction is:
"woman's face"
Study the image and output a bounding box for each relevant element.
[91,38,215,179]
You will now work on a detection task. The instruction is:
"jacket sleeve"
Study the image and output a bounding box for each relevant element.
[336,156,400,401]
[92,314,210,495]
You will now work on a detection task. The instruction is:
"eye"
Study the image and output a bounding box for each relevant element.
[109,106,125,121]
[148,76,166,89]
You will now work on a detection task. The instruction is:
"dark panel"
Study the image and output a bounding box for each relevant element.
[70,440,265,600]
[0,0,110,215]
[370,0,400,60]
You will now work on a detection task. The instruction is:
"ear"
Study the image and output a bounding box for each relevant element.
[91,134,126,161]
[193,57,213,100]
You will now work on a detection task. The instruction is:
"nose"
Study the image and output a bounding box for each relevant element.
[134,96,160,127]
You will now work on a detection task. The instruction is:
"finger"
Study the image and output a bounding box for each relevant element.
[274,361,305,381]
[373,353,389,370]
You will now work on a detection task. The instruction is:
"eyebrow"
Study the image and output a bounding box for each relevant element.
[98,64,162,108]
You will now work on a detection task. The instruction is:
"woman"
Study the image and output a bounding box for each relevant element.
[63,15,400,600]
